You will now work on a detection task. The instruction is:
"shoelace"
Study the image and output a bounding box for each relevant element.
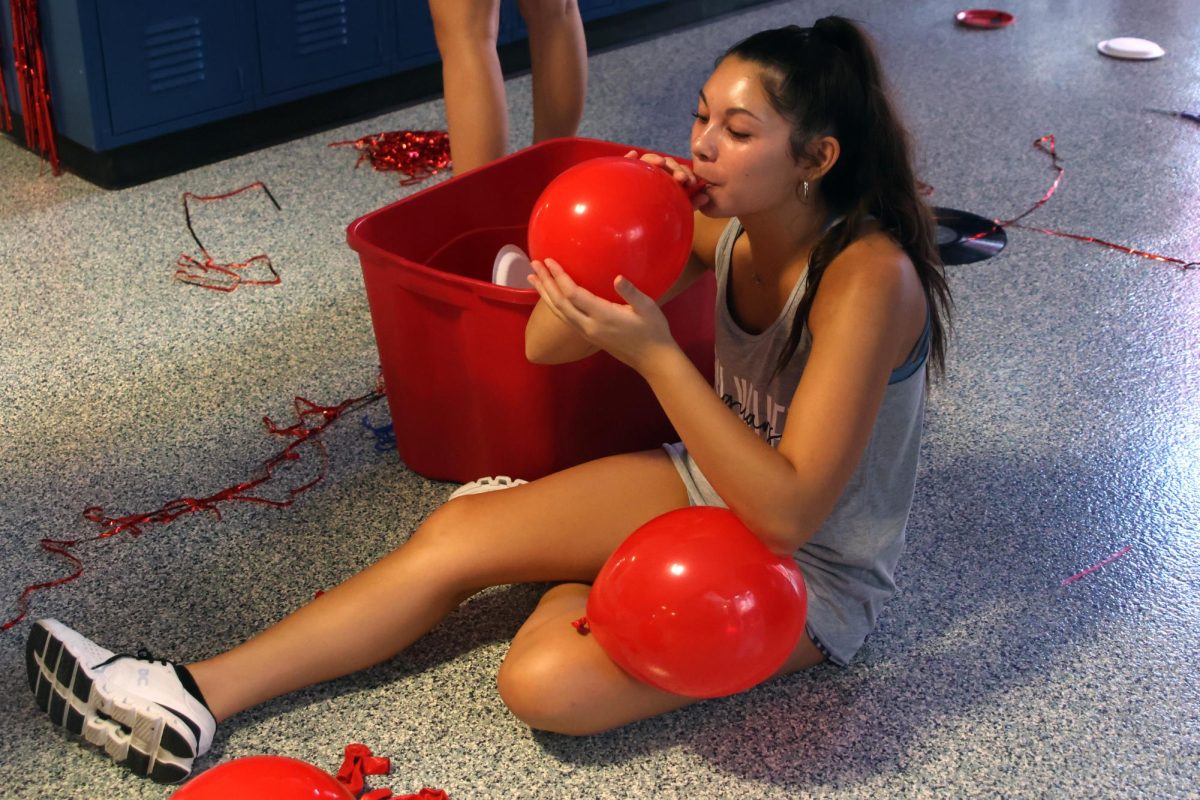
[92,648,173,670]
[135,647,172,666]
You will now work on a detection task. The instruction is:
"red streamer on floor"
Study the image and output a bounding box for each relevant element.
[1061,545,1133,586]
[5,0,60,173]
[174,181,284,292]
[2,379,385,632]
[973,135,1198,271]
[336,743,449,800]
[329,130,452,185]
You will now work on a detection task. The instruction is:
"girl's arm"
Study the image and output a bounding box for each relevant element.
[642,233,928,554]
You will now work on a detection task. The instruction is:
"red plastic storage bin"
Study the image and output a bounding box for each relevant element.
[347,137,715,482]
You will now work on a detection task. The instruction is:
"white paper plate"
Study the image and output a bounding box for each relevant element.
[1097,37,1165,60]
[492,244,535,288]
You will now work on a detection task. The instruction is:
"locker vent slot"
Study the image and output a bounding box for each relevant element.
[143,17,206,93]
[294,0,350,55]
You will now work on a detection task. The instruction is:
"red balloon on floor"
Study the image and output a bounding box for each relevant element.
[170,755,355,800]
[586,506,807,698]
[527,156,693,302]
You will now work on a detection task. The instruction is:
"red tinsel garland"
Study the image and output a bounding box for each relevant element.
[329,130,451,185]
[2,377,385,632]
[5,0,60,173]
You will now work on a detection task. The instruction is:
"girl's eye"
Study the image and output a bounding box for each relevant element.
[691,111,708,123]
[728,129,750,140]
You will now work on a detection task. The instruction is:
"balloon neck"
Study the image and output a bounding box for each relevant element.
[686,180,709,198]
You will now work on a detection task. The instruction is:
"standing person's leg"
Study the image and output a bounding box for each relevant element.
[28,449,689,780]
[519,0,587,142]
[429,0,508,172]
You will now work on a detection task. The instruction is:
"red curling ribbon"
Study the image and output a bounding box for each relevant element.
[6,0,60,173]
[971,135,1198,271]
[2,382,384,632]
[174,181,284,292]
[329,130,452,185]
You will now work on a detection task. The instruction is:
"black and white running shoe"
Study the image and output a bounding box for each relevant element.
[26,618,216,783]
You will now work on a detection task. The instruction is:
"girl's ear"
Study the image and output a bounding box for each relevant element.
[806,136,841,180]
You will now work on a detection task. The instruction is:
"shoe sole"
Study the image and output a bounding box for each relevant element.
[25,621,195,783]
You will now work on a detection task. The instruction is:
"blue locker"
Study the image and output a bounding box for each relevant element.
[395,0,438,69]
[96,0,255,134]
[256,0,390,96]
[0,1,12,122]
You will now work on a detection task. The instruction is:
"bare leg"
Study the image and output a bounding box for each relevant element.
[519,0,587,142]
[498,583,826,735]
[187,450,689,722]
[429,0,508,173]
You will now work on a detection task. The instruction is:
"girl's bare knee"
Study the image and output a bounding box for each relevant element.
[497,648,603,736]
[403,498,493,586]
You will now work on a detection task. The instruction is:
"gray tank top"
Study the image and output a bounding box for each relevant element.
[673,217,928,666]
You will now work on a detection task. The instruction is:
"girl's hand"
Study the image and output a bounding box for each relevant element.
[624,150,710,210]
[528,257,681,376]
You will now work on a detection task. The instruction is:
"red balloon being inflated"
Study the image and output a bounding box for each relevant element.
[586,506,808,699]
[527,156,694,303]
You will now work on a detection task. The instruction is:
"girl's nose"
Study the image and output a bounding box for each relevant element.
[692,125,716,162]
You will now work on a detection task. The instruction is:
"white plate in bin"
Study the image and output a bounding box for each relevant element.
[493,244,535,288]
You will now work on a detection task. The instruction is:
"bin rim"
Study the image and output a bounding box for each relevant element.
[348,218,541,304]
[346,136,650,304]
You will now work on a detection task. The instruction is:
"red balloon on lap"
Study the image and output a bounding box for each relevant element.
[171,755,355,799]
[586,506,807,698]
[527,156,693,303]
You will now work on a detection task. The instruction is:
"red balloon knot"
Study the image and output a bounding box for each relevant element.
[571,616,591,635]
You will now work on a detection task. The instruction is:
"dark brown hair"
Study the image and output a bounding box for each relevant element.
[723,18,951,376]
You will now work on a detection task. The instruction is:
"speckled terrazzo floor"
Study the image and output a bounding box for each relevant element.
[2,1,1198,798]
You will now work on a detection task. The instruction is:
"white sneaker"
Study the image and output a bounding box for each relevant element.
[448,475,528,500]
[26,619,217,783]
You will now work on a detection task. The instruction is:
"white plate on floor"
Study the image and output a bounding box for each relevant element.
[1097,37,1165,59]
